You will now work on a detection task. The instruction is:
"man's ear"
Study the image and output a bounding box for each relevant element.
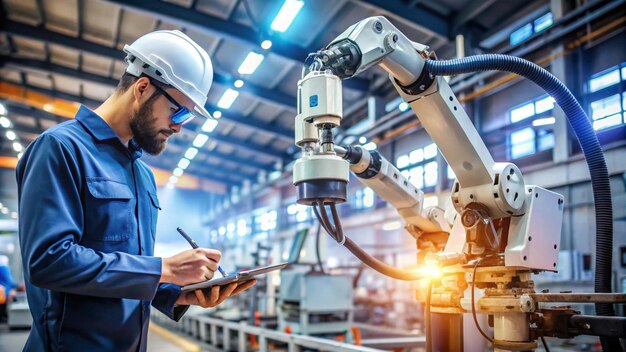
[133,76,151,103]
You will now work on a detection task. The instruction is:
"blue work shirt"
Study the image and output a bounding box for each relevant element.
[16,105,188,351]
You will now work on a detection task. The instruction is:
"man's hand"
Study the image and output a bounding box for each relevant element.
[160,248,221,286]
[176,279,257,308]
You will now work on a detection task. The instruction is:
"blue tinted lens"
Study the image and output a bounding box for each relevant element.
[171,108,194,125]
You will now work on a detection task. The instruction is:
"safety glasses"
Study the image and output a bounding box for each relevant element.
[150,79,199,125]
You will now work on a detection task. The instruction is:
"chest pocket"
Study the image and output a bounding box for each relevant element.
[85,178,134,242]
[147,191,160,239]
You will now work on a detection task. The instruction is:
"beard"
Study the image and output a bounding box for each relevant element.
[129,98,172,155]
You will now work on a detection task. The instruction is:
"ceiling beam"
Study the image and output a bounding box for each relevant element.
[166,138,273,171]
[356,0,449,39]
[452,0,498,32]
[0,56,293,141]
[0,20,298,109]
[102,0,370,92]
[2,103,243,186]
[0,76,287,160]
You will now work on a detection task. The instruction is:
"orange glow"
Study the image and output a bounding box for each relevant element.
[0,82,81,119]
[0,156,18,169]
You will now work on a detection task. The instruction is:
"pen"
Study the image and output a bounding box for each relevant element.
[177,227,227,277]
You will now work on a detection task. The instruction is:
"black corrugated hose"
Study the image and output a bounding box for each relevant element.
[424,55,619,352]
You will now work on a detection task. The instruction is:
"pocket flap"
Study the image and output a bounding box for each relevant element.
[86,178,133,199]
[148,191,161,209]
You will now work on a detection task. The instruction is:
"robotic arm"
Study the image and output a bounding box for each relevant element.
[293,16,562,270]
[292,15,624,352]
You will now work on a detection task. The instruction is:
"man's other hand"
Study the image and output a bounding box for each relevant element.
[160,248,221,286]
[175,279,257,308]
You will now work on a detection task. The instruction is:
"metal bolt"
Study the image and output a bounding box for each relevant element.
[373,20,383,33]
[419,84,426,91]
[392,34,398,42]
[583,323,591,330]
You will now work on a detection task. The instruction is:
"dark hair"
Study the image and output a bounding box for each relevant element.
[116,72,140,93]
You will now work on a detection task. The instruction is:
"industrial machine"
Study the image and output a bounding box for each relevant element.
[292,16,625,352]
[277,227,354,337]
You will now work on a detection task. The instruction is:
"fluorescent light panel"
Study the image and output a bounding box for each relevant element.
[217,89,239,109]
[178,158,191,170]
[184,147,198,160]
[202,119,218,132]
[173,168,184,177]
[271,0,304,32]
[192,134,209,148]
[237,52,264,75]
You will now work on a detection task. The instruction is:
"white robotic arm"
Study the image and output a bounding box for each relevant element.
[293,16,563,271]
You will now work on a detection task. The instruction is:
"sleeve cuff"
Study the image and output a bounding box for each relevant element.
[151,283,189,321]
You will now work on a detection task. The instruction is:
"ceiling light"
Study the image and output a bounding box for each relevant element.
[213,111,222,119]
[261,40,272,50]
[169,176,178,184]
[532,117,556,126]
[192,134,209,148]
[166,183,175,189]
[271,0,304,32]
[0,116,10,128]
[11,212,17,219]
[234,79,244,88]
[398,102,409,111]
[382,221,402,231]
[237,52,264,75]
[201,119,218,133]
[6,130,16,141]
[1,208,8,214]
[184,147,198,160]
[178,158,191,170]
[217,89,239,109]
[17,152,23,159]
[13,142,23,152]
[0,103,6,115]
[173,168,184,177]
[358,136,367,144]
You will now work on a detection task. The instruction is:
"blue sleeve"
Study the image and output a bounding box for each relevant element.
[151,283,189,321]
[17,134,162,300]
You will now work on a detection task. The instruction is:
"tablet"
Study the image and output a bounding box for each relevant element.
[181,262,289,292]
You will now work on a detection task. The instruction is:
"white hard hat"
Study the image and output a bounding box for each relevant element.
[123,30,214,120]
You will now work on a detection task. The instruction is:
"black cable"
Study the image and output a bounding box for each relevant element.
[312,203,335,240]
[471,259,493,343]
[329,203,345,244]
[318,203,337,241]
[314,221,325,274]
[540,336,550,352]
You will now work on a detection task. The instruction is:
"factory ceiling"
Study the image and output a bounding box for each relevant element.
[0,0,544,188]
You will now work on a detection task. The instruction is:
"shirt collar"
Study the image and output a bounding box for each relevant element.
[75,105,143,160]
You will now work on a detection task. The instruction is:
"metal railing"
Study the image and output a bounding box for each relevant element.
[151,311,386,352]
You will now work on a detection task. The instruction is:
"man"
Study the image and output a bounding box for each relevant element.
[16,30,255,351]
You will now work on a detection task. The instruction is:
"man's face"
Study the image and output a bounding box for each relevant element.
[130,83,193,155]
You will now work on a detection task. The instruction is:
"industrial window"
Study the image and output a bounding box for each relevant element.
[354,187,375,209]
[287,203,310,223]
[533,13,553,33]
[590,94,624,130]
[508,96,556,159]
[509,12,553,46]
[587,63,626,131]
[396,143,438,190]
[256,209,277,231]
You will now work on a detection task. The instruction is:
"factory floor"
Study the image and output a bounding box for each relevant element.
[0,322,202,352]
